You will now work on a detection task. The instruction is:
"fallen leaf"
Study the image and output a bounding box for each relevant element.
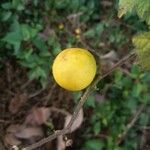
[4,133,21,146]
[9,93,28,114]
[57,109,83,150]
[7,124,22,133]
[100,50,118,61]
[6,124,44,143]
[64,108,83,133]
[15,127,44,139]
[25,107,50,125]
[57,135,66,150]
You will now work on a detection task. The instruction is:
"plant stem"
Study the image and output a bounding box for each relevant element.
[23,52,136,150]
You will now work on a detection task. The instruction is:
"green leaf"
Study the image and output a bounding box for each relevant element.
[21,24,38,41]
[140,93,150,104]
[1,2,12,9]
[85,94,95,108]
[2,19,22,53]
[84,23,105,38]
[139,112,149,125]
[136,0,150,25]
[132,31,150,71]
[1,11,12,21]
[2,19,22,55]
[12,0,25,11]
[36,66,47,78]
[118,0,136,18]
[82,139,104,150]
[28,68,38,80]
[40,77,48,88]
[118,0,150,24]
[21,25,31,40]
[132,83,143,97]
[93,121,101,135]
[47,37,61,55]
[3,31,21,45]
[126,98,137,110]
[52,42,61,55]
[3,19,22,43]
[28,66,47,80]
[32,36,48,51]
[130,65,141,78]
[22,49,33,60]
[107,137,114,149]
[73,92,82,103]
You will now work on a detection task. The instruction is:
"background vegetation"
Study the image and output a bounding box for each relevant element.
[0,0,149,150]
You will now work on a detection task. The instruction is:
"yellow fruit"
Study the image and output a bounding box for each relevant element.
[52,48,97,91]
[75,28,81,34]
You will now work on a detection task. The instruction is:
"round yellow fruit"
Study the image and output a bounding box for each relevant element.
[52,48,97,91]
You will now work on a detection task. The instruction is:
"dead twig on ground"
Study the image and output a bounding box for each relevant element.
[29,88,46,99]
[0,119,10,124]
[116,104,146,145]
[21,80,33,90]
[140,126,150,130]
[22,52,136,150]
[43,83,57,106]
[140,128,146,150]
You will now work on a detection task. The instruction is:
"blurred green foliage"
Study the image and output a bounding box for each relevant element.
[133,31,150,71]
[118,0,150,24]
[0,0,148,87]
[0,0,150,149]
[74,65,150,150]
[118,0,150,71]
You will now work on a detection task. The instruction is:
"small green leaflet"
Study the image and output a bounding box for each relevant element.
[133,31,150,71]
[2,19,39,54]
[118,0,135,18]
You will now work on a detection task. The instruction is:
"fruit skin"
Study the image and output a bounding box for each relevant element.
[52,48,97,91]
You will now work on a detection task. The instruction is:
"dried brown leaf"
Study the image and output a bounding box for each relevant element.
[4,133,21,146]
[57,109,83,150]
[25,107,50,125]
[7,124,22,133]
[9,93,28,114]
[57,135,66,150]
[100,50,118,61]
[15,127,44,139]
[6,124,44,142]
[64,108,83,133]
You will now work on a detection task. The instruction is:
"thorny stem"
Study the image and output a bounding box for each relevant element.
[23,52,136,150]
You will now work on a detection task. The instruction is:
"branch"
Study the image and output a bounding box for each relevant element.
[23,52,136,150]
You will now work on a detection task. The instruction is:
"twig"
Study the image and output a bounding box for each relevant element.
[22,129,69,150]
[0,119,10,123]
[29,88,46,98]
[116,104,146,145]
[140,128,146,149]
[21,80,33,90]
[67,12,83,20]
[140,126,150,130]
[23,52,136,150]
[80,36,102,59]
[6,62,11,83]
[43,83,57,106]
